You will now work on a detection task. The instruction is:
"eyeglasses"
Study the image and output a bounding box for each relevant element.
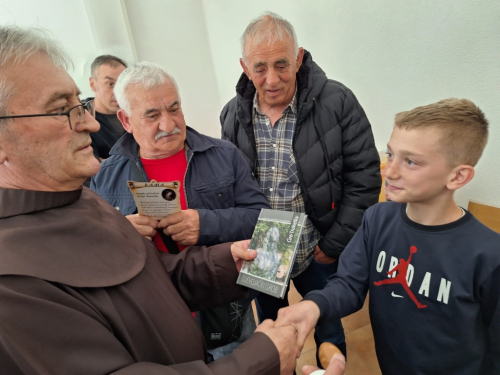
[0,100,95,130]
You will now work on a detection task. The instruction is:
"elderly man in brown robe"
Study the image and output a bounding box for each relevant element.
[0,26,299,375]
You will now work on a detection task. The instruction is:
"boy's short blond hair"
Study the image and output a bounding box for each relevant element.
[394,98,489,166]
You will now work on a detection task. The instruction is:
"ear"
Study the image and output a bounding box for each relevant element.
[447,165,475,191]
[117,109,132,133]
[240,58,251,80]
[89,77,97,93]
[295,47,304,71]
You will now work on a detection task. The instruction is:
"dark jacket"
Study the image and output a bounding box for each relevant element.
[91,127,270,246]
[91,108,126,160]
[220,50,381,259]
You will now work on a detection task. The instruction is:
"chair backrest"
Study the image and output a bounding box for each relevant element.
[468,200,500,233]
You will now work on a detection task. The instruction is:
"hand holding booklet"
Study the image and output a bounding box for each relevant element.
[237,209,307,299]
[127,180,182,220]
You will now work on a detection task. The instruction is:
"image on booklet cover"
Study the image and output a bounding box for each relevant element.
[238,209,306,298]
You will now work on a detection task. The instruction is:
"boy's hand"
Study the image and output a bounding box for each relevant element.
[275,300,321,352]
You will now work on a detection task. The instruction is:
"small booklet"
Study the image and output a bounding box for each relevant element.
[127,180,182,220]
[237,209,307,299]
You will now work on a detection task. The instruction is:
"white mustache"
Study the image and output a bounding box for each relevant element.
[155,128,181,140]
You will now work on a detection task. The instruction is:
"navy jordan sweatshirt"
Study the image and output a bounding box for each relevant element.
[305,202,500,375]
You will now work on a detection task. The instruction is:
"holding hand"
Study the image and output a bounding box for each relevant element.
[159,209,200,245]
[230,239,257,271]
[126,214,158,240]
[275,300,321,352]
[255,320,300,374]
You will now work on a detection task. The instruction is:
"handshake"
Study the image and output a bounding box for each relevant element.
[256,300,346,375]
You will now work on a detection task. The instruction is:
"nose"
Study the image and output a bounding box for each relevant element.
[384,158,399,180]
[159,112,176,133]
[266,68,280,87]
[75,110,100,134]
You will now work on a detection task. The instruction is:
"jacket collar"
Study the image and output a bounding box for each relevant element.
[109,126,214,160]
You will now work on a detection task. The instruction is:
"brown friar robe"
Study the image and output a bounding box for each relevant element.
[0,187,280,375]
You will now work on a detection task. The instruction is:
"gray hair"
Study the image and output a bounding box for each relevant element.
[240,12,299,62]
[114,62,179,115]
[90,54,128,79]
[0,26,72,119]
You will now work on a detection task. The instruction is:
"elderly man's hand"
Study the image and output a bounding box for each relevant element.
[126,214,158,240]
[159,209,200,245]
[230,239,257,271]
[302,353,346,375]
[275,300,321,352]
[313,245,336,264]
[255,320,300,375]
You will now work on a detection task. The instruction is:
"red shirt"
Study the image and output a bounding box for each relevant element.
[141,149,188,253]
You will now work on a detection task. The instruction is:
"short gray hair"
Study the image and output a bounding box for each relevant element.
[114,62,179,115]
[0,26,72,120]
[241,12,299,62]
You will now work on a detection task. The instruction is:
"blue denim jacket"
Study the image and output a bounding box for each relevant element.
[91,127,270,245]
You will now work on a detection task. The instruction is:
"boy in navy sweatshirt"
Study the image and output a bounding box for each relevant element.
[276,98,500,374]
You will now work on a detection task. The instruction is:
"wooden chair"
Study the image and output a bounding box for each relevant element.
[467,200,500,233]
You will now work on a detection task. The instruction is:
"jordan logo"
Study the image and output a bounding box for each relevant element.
[374,245,427,309]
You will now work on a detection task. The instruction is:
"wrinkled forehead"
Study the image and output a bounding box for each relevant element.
[127,83,179,111]
[95,63,126,80]
[3,53,79,110]
[244,41,297,68]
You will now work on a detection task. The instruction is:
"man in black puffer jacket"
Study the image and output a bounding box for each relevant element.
[220,12,381,365]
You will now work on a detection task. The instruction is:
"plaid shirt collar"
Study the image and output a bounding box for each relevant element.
[252,87,298,116]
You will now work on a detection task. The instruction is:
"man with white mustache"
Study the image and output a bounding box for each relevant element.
[91,62,270,358]
[92,62,269,248]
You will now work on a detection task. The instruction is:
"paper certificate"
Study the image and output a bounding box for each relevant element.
[127,180,182,220]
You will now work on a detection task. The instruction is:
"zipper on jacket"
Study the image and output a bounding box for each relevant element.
[183,150,194,208]
[311,97,336,211]
[292,99,313,220]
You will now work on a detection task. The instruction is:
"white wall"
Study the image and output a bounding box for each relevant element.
[1,0,499,207]
[203,0,500,208]
[123,0,221,138]
[0,0,97,95]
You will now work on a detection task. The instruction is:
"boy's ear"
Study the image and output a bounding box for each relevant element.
[447,165,475,191]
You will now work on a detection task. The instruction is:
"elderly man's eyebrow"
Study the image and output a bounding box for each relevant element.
[253,61,266,69]
[43,90,81,108]
[168,101,180,109]
[275,59,290,65]
[143,108,159,116]
[143,101,179,116]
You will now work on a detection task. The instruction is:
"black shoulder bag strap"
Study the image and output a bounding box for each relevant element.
[129,160,180,254]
